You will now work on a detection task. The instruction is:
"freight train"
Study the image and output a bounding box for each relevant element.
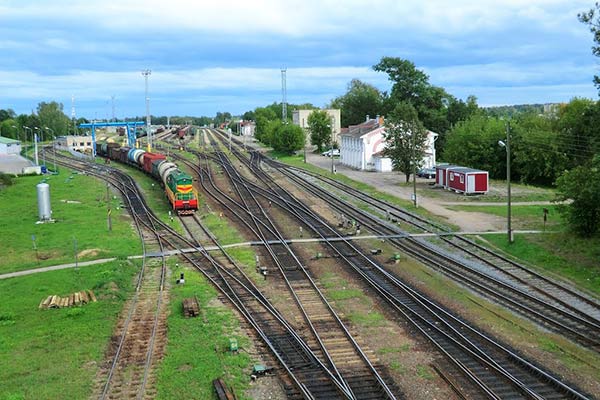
[97,142,198,215]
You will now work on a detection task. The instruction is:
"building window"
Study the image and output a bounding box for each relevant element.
[450,172,454,181]
[80,142,84,146]
[460,175,464,184]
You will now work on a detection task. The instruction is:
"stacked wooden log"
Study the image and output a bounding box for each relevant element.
[39,290,97,309]
[182,297,200,318]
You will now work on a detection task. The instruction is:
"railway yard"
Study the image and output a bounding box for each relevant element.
[1,127,600,400]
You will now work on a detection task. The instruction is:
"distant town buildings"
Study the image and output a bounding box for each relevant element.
[292,109,341,145]
[56,135,93,152]
[239,120,256,137]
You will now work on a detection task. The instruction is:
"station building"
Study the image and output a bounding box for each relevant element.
[56,135,94,153]
[292,109,341,145]
[339,116,438,172]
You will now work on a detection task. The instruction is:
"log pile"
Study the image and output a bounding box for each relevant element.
[39,290,97,309]
[182,297,200,318]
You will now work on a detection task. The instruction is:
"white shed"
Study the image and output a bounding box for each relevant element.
[0,136,22,155]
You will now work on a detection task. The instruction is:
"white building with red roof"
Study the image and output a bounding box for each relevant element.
[339,116,438,172]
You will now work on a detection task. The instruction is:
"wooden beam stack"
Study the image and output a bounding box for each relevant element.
[39,290,97,309]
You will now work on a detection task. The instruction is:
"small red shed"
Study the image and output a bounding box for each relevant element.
[446,167,488,195]
[435,164,461,187]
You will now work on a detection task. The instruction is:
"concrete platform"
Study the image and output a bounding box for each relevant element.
[0,154,35,174]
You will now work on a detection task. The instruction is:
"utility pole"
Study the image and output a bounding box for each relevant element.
[71,94,76,135]
[281,68,287,123]
[142,69,152,152]
[506,122,513,243]
[330,117,335,174]
[412,127,417,207]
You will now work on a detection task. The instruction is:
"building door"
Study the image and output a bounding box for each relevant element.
[467,175,475,192]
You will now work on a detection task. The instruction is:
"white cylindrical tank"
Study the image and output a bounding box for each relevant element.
[158,162,177,183]
[37,183,51,221]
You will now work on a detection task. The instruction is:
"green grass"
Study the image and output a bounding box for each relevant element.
[448,204,561,230]
[270,152,458,230]
[376,344,410,354]
[416,365,434,380]
[0,260,138,400]
[328,288,363,301]
[0,174,141,274]
[155,263,252,400]
[389,360,407,374]
[347,310,386,326]
[477,233,600,297]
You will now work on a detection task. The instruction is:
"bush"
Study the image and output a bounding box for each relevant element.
[0,173,14,186]
[555,156,600,237]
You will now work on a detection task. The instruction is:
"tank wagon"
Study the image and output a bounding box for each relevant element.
[97,143,198,215]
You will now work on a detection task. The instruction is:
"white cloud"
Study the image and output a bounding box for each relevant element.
[426,62,596,87]
[2,0,594,37]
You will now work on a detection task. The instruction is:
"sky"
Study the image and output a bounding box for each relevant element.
[1,0,599,120]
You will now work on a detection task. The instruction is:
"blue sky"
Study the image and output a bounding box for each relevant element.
[0,0,599,120]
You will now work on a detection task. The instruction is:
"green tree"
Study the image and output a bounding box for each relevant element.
[556,98,600,168]
[373,56,476,158]
[307,110,332,152]
[242,110,255,121]
[443,115,507,178]
[0,109,16,122]
[272,123,305,154]
[329,79,383,127]
[512,113,568,185]
[555,155,600,237]
[579,5,600,92]
[0,119,19,139]
[383,102,429,182]
[374,57,430,104]
[37,101,69,139]
[254,107,278,143]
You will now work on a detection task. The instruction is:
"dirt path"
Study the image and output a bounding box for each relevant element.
[304,153,506,232]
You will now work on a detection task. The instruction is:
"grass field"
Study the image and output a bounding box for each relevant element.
[0,259,138,400]
[448,204,561,230]
[155,263,253,400]
[478,233,600,297]
[270,151,457,230]
[446,203,600,296]
[0,174,141,274]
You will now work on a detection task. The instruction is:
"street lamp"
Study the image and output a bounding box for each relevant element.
[329,117,335,174]
[22,126,33,163]
[34,127,44,167]
[45,127,56,172]
[499,122,513,244]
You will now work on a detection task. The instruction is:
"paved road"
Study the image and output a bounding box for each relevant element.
[0,258,116,280]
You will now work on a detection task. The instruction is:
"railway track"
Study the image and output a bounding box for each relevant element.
[48,154,169,400]
[280,163,600,325]
[176,139,399,399]
[261,159,600,351]
[208,129,593,399]
[53,150,381,398]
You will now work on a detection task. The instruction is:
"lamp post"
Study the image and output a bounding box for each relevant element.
[22,126,32,160]
[499,123,513,244]
[329,117,335,174]
[141,69,152,152]
[34,127,44,167]
[45,127,56,172]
